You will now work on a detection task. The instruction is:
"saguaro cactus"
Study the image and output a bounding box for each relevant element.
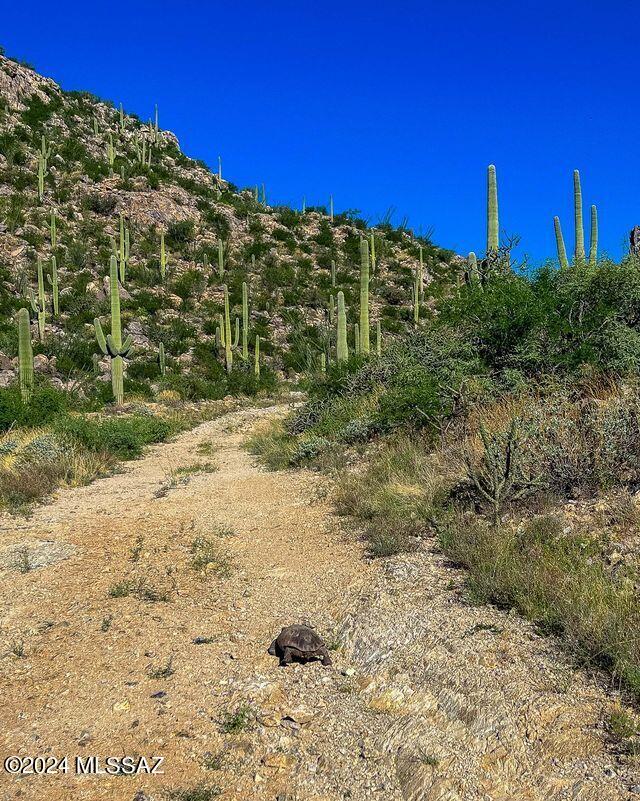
[158,342,166,376]
[336,291,348,363]
[329,194,334,222]
[218,240,224,278]
[242,281,249,360]
[29,258,46,341]
[223,285,233,372]
[160,232,167,280]
[218,155,222,181]
[487,164,499,254]
[328,294,335,324]
[376,321,382,357]
[369,232,376,275]
[359,238,370,355]
[17,308,33,403]
[467,252,480,285]
[574,169,585,263]
[418,245,425,300]
[94,255,132,405]
[254,335,260,376]
[331,259,336,288]
[354,323,360,355]
[47,255,59,316]
[233,317,240,349]
[50,210,56,248]
[553,217,569,269]
[589,204,598,267]
[106,132,115,174]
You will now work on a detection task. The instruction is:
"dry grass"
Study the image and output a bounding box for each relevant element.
[439,512,640,694]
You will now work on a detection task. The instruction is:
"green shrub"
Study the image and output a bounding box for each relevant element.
[54,414,173,459]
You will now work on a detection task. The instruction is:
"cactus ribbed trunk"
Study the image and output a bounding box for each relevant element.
[17,308,33,403]
[223,285,233,372]
[589,205,598,267]
[467,252,480,285]
[336,291,348,363]
[158,342,166,376]
[359,238,370,355]
[487,164,499,253]
[160,233,166,280]
[254,335,260,376]
[331,259,336,288]
[354,323,360,356]
[376,320,381,357]
[553,217,569,269]
[242,282,249,360]
[48,256,59,316]
[573,169,585,263]
[418,245,425,300]
[218,241,224,278]
[413,261,420,325]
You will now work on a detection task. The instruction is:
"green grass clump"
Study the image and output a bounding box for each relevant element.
[53,414,173,459]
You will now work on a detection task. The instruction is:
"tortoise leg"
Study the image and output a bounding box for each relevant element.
[281,647,294,666]
[320,649,333,667]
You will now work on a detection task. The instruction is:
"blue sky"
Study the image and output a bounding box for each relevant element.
[3,1,639,263]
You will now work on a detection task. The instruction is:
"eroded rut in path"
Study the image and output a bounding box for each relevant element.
[0,405,637,801]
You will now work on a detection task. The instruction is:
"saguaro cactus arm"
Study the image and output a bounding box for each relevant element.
[554,216,569,269]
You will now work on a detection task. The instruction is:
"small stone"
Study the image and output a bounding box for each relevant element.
[112,699,130,712]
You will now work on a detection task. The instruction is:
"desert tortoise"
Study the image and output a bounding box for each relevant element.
[268,624,332,666]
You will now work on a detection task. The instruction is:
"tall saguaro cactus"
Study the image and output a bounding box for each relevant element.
[223,285,233,372]
[413,260,420,324]
[29,258,46,341]
[487,164,499,254]
[359,238,370,355]
[589,205,598,267]
[160,232,167,280]
[242,281,249,360]
[47,255,59,316]
[554,216,569,269]
[331,259,336,288]
[336,291,348,363]
[329,194,334,222]
[94,255,132,405]
[218,240,224,278]
[50,210,57,248]
[573,169,585,263]
[418,245,425,300]
[17,308,33,403]
[158,342,166,376]
[254,335,260,376]
[376,321,382,357]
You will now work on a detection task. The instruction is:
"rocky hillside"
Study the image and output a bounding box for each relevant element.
[0,53,457,401]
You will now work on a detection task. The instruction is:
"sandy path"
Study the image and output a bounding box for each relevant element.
[0,405,374,800]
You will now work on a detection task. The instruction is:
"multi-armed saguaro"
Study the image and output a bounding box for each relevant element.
[94,255,133,405]
[223,285,233,372]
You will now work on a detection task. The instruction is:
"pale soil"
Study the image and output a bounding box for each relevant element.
[0,405,637,801]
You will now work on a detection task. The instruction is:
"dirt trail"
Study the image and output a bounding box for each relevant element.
[0,405,637,801]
